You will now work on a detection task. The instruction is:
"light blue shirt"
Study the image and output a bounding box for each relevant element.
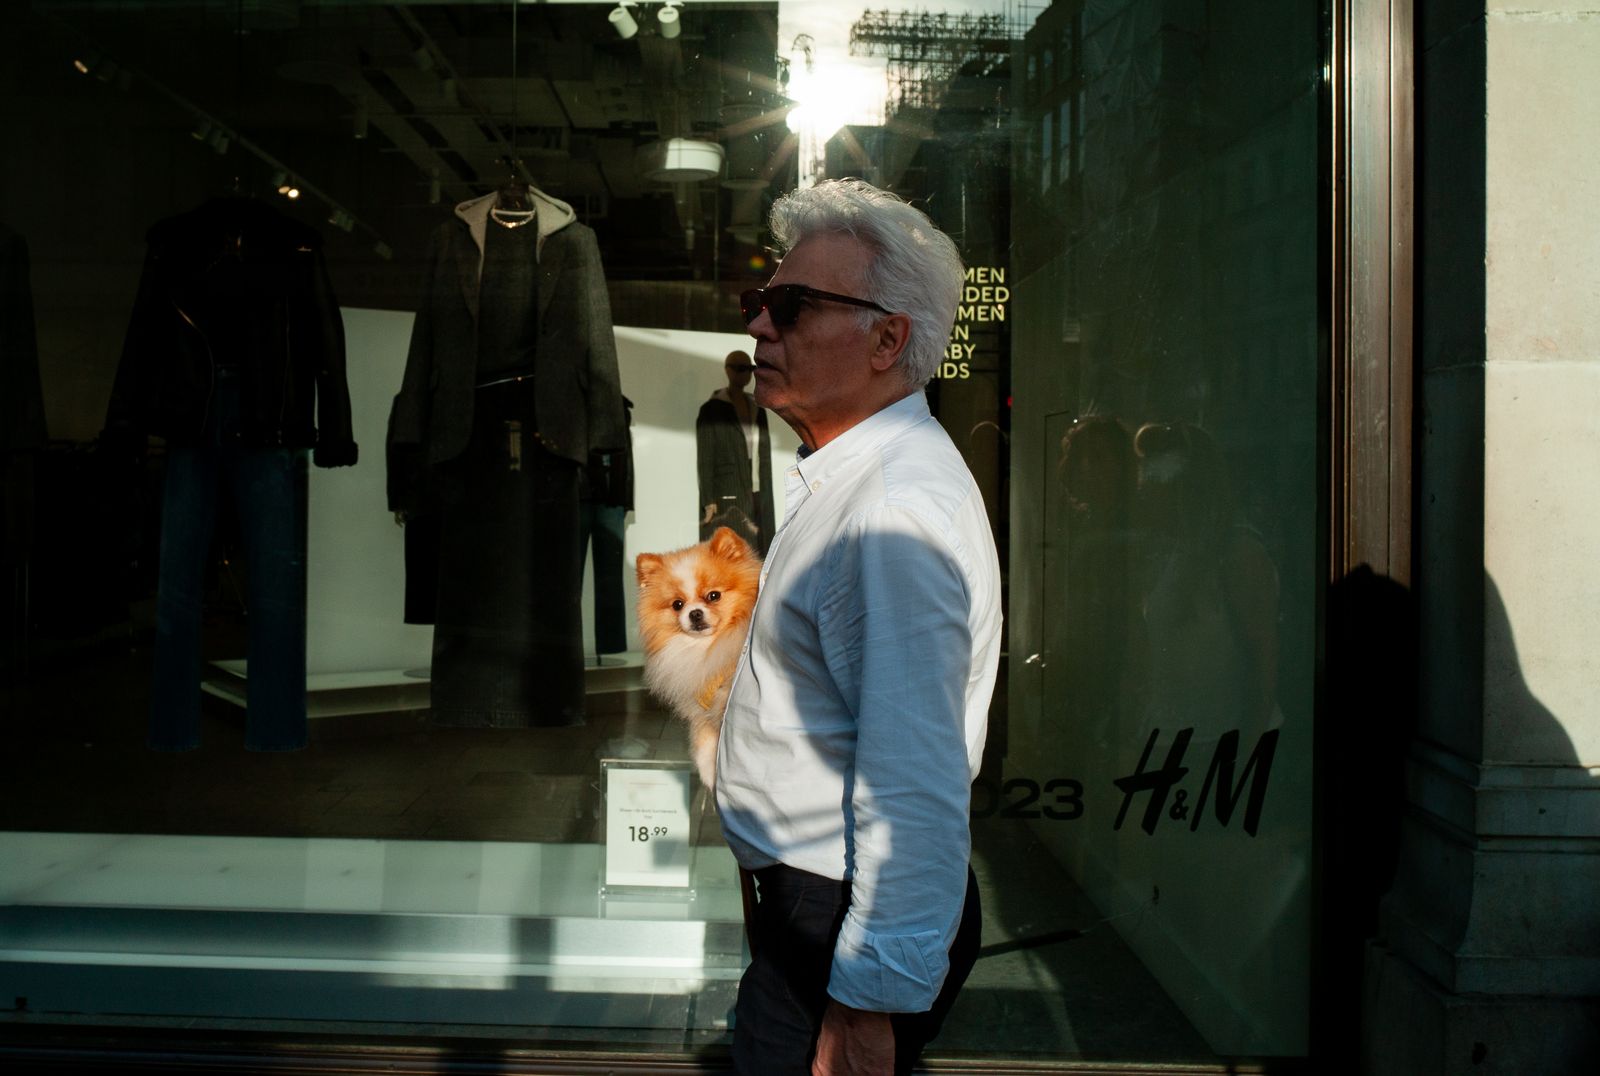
[716,390,1003,1013]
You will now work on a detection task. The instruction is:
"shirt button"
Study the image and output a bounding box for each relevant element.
[810,480,821,492]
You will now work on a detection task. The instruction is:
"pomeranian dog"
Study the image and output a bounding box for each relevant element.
[635,527,761,790]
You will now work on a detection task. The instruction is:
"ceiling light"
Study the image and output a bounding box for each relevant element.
[609,4,638,40]
[374,241,393,261]
[191,119,213,141]
[284,186,301,200]
[269,170,287,189]
[658,1,681,40]
[73,57,92,75]
[638,138,724,183]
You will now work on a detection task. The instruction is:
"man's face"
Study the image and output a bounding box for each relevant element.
[746,233,879,431]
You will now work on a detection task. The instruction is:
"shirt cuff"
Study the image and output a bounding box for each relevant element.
[826,914,949,1013]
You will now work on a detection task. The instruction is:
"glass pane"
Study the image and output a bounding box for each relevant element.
[0,0,1323,1065]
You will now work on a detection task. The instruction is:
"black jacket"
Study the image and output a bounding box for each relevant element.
[386,189,626,513]
[106,198,357,467]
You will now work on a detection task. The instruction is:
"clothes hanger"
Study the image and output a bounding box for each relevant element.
[491,168,537,227]
[492,163,536,223]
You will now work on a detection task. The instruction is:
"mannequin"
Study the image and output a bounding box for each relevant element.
[106,197,357,751]
[696,350,773,555]
[388,183,626,727]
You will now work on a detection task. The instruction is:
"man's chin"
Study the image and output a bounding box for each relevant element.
[752,376,780,409]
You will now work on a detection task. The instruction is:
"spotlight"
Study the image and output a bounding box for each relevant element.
[270,169,287,189]
[413,46,434,72]
[284,185,301,200]
[191,119,213,141]
[72,57,92,75]
[209,128,231,155]
[609,4,638,40]
[658,1,681,40]
[373,241,393,261]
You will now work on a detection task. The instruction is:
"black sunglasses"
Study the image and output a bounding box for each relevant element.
[739,284,892,328]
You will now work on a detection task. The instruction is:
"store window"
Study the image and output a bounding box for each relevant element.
[1,0,1324,1067]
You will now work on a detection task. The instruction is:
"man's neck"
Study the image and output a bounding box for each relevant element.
[787,384,916,453]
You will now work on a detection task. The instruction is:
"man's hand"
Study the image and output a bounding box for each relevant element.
[812,1000,894,1076]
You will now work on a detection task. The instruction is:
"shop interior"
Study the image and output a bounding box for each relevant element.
[1,0,1320,1065]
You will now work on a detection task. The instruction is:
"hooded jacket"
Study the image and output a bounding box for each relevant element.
[106,197,357,466]
[386,188,626,513]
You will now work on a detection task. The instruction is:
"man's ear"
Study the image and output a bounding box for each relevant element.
[869,312,913,373]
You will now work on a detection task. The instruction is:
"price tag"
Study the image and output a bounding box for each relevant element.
[602,759,693,890]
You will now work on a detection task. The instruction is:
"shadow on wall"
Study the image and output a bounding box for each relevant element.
[1333,566,1597,1071]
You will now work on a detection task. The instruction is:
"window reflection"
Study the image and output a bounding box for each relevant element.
[0,0,1322,1064]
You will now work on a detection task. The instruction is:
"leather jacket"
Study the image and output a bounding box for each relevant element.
[106,197,357,467]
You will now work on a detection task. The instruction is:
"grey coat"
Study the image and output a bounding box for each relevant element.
[387,190,626,513]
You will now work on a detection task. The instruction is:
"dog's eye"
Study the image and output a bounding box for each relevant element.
[705,591,721,603]
[671,599,684,611]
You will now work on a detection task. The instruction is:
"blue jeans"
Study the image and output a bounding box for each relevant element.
[149,371,309,751]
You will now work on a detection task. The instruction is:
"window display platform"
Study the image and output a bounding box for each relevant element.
[0,832,744,1030]
[200,653,648,720]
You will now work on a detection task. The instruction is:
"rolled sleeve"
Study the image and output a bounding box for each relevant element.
[819,505,974,1013]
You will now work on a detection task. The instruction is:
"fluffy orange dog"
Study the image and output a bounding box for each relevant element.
[635,527,762,789]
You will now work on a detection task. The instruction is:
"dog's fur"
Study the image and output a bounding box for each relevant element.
[635,527,761,789]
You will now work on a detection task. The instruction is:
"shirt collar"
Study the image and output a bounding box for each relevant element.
[793,390,930,490]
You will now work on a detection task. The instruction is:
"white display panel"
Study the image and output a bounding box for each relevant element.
[305,314,800,675]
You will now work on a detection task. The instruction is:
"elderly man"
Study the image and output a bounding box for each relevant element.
[716,180,1003,1075]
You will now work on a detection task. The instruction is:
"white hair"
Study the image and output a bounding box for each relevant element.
[768,179,963,389]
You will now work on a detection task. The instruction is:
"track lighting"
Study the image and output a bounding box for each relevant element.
[659,0,681,40]
[609,3,638,40]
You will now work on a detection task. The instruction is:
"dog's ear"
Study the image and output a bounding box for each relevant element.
[709,526,751,562]
[635,553,664,588]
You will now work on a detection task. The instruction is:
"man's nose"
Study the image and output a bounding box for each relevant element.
[746,307,779,341]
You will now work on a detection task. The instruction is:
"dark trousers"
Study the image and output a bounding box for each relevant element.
[149,371,308,751]
[430,380,585,727]
[577,501,626,655]
[733,864,981,1076]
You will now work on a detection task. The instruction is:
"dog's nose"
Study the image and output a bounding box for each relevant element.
[688,608,707,628]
